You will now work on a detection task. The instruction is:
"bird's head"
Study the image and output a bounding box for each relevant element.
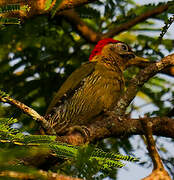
[89,38,148,71]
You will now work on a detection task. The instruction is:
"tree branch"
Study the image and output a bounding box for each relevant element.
[0,92,56,135]
[1,54,174,146]
[56,116,174,145]
[134,62,174,78]
[144,120,164,170]
[57,53,174,145]
[0,1,170,44]
[141,119,171,180]
[1,53,174,145]
[114,53,174,116]
[56,0,97,14]
[0,170,82,180]
[59,3,170,43]
[103,3,169,38]
[60,9,102,42]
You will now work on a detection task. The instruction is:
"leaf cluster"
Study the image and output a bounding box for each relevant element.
[0,118,138,179]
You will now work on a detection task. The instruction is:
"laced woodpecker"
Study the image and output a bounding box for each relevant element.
[45,38,147,135]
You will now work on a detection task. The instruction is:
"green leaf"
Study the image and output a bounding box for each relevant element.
[0,4,20,13]
[51,0,64,18]
[45,0,53,10]
[0,17,20,24]
[75,6,100,19]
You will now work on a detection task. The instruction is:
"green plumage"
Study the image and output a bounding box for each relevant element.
[45,40,147,135]
[45,61,124,135]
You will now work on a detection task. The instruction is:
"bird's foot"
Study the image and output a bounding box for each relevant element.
[67,125,90,143]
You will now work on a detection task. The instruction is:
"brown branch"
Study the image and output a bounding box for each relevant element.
[0,0,98,19]
[144,121,163,170]
[0,1,170,44]
[57,53,174,145]
[1,55,174,146]
[60,3,170,43]
[103,3,169,38]
[0,170,82,180]
[142,169,171,180]
[56,116,174,145]
[141,119,171,180]
[163,66,174,77]
[59,2,170,42]
[114,53,174,116]
[133,62,174,78]
[61,9,102,42]
[0,0,97,12]
[0,0,28,6]
[0,93,56,135]
[56,0,97,14]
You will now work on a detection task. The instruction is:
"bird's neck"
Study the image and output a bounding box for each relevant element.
[91,53,126,72]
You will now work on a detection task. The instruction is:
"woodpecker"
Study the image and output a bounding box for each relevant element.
[45,38,147,135]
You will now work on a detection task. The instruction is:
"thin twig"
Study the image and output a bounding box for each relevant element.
[141,119,171,180]
[103,3,169,38]
[143,120,164,169]
[0,170,82,180]
[56,0,97,14]
[61,9,102,42]
[0,93,56,135]
[59,3,169,43]
[0,1,170,44]
[114,53,174,116]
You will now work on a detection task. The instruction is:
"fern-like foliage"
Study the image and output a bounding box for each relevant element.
[0,89,10,98]
[0,4,20,13]
[91,147,138,162]
[45,0,53,11]
[50,142,78,159]
[51,0,64,17]
[0,17,20,24]
[159,15,174,41]
[49,143,138,169]
[0,90,138,170]
[0,4,30,25]
[0,117,138,171]
[75,6,100,19]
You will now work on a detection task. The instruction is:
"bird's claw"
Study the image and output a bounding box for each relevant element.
[67,125,90,143]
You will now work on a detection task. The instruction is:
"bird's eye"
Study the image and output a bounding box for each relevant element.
[115,43,129,51]
[121,44,128,51]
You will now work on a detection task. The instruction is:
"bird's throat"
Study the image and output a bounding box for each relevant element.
[100,55,125,73]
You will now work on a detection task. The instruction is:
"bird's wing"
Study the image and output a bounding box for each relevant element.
[45,61,96,115]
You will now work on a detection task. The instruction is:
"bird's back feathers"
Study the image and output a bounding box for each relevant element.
[45,62,96,117]
[45,61,124,135]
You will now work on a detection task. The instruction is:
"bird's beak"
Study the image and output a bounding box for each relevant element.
[128,55,149,66]
[134,56,149,62]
